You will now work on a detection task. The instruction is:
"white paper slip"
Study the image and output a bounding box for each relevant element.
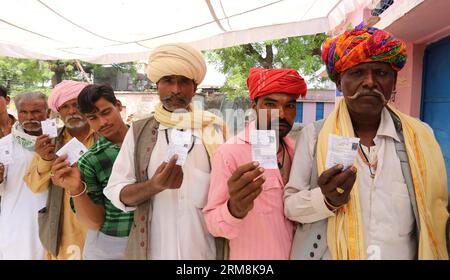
[56,137,88,165]
[0,141,13,165]
[164,145,189,166]
[170,129,192,147]
[250,130,278,169]
[163,128,193,166]
[41,119,58,138]
[325,134,360,170]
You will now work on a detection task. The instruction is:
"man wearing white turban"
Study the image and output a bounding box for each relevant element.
[24,80,99,260]
[104,43,227,259]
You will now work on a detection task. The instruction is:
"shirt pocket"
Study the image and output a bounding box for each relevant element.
[187,168,211,209]
[391,182,415,237]
[254,176,283,214]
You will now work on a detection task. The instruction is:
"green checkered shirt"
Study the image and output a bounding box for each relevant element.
[77,136,134,237]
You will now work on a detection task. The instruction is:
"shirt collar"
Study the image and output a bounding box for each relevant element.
[375,107,400,142]
[63,127,97,144]
[237,121,295,150]
[237,121,256,144]
[159,124,201,139]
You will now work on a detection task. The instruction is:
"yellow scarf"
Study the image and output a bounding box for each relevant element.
[317,99,449,260]
[154,102,227,157]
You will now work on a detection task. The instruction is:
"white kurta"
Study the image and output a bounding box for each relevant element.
[104,124,216,260]
[0,135,48,260]
[285,108,417,260]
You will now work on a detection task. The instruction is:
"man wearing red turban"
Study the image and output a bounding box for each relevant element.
[204,67,307,259]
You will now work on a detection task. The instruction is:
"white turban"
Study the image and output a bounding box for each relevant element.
[146,43,206,85]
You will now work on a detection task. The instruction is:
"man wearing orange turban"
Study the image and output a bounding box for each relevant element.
[285,23,448,260]
[204,67,307,259]
[24,80,98,260]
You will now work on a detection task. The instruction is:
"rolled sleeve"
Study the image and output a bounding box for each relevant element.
[220,201,243,227]
[103,183,136,212]
[37,157,53,173]
[23,154,54,193]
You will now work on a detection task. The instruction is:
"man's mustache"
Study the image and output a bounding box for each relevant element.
[160,93,189,104]
[21,120,41,131]
[347,89,388,105]
[270,119,292,129]
[64,114,84,122]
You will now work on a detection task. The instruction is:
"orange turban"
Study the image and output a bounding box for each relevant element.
[246,68,307,101]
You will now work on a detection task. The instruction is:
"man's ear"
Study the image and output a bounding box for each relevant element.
[46,108,51,118]
[393,72,398,92]
[335,74,342,92]
[251,99,257,111]
[115,99,123,111]
[5,96,10,105]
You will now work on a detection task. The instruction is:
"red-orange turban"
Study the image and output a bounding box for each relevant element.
[246,68,307,101]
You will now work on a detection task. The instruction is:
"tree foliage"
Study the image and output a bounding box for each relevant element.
[0,57,53,95]
[205,33,329,98]
[0,56,140,96]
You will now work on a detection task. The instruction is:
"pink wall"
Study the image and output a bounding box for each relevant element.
[393,43,425,117]
[302,102,316,125]
[324,103,334,118]
[383,0,450,117]
[300,102,335,125]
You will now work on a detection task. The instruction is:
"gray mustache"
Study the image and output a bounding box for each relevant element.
[22,120,41,131]
[65,114,83,122]
[347,89,388,104]
[160,93,189,104]
[22,120,41,126]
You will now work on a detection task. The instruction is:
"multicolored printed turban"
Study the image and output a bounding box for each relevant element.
[247,67,307,101]
[321,22,407,82]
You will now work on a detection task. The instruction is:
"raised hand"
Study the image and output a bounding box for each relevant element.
[227,161,265,219]
[148,155,184,192]
[51,154,84,195]
[35,135,56,161]
[318,164,357,209]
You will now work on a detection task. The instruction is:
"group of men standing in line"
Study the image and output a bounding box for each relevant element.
[0,23,448,260]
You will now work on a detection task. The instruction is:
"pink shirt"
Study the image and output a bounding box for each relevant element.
[203,122,295,260]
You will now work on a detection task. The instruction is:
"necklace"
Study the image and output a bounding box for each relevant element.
[358,143,377,179]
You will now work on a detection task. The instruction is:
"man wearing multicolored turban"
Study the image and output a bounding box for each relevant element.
[204,67,307,259]
[24,80,98,260]
[103,43,227,260]
[285,23,449,260]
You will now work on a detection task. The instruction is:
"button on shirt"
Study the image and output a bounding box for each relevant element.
[284,108,417,260]
[104,124,216,260]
